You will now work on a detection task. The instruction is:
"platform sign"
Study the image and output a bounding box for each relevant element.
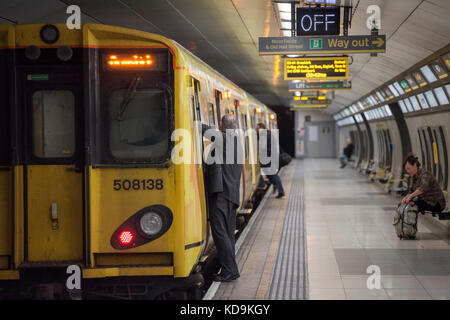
[296,7,340,36]
[290,105,328,110]
[285,57,348,80]
[258,35,386,55]
[291,97,331,105]
[289,80,351,91]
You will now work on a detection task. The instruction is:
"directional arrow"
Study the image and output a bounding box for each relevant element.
[372,37,384,48]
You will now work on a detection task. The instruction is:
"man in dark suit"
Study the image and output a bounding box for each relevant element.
[202,114,243,282]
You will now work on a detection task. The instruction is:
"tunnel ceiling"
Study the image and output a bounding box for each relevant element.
[1,0,449,115]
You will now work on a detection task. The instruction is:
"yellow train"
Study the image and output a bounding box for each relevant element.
[0,23,278,299]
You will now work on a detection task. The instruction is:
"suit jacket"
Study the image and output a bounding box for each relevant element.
[202,124,243,206]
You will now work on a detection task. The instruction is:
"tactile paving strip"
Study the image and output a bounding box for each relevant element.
[267,161,308,300]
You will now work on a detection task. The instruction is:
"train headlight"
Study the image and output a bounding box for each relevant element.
[139,212,163,236]
[40,24,59,44]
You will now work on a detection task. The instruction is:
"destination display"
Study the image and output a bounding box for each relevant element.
[296,7,340,36]
[288,80,351,91]
[285,57,348,80]
[258,35,386,55]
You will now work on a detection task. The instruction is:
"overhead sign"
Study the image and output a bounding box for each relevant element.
[291,98,332,105]
[296,7,340,36]
[258,35,386,55]
[285,57,348,80]
[290,105,328,110]
[289,80,351,91]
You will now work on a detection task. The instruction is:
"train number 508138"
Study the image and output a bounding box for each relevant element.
[113,179,164,191]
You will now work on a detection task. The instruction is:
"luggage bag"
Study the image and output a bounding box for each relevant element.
[393,203,419,239]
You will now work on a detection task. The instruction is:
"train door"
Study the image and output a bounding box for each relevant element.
[0,49,11,269]
[21,67,84,263]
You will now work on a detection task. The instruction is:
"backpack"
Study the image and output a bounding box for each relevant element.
[279,152,292,168]
[393,203,419,239]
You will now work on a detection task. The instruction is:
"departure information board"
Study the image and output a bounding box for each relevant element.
[284,57,348,80]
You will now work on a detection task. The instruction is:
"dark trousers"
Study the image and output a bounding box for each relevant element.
[415,199,443,213]
[260,174,285,194]
[208,194,239,277]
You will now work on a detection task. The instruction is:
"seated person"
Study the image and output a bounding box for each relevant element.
[401,154,445,214]
[339,139,354,168]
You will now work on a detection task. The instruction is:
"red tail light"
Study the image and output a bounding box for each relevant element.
[118,230,134,245]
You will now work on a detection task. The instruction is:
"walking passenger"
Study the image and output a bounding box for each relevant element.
[256,122,285,198]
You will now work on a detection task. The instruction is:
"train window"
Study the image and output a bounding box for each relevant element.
[412,71,427,87]
[388,84,399,97]
[393,82,405,95]
[404,98,414,112]
[433,87,449,105]
[398,100,408,113]
[420,65,437,83]
[108,88,168,160]
[405,74,418,90]
[429,59,448,79]
[32,90,75,158]
[409,96,421,111]
[207,103,215,126]
[424,90,438,107]
[417,93,429,109]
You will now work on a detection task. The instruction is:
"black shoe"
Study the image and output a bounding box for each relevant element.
[276,192,285,199]
[213,274,240,282]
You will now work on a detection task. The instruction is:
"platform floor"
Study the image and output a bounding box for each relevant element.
[205,159,450,300]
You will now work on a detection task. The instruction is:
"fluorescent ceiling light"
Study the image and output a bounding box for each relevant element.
[277,3,291,12]
[286,55,300,57]
[281,21,291,29]
[280,12,291,20]
[282,30,291,37]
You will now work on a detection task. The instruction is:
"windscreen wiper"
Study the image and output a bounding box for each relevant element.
[116,76,142,121]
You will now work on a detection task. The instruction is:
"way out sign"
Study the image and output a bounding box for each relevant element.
[258,35,386,55]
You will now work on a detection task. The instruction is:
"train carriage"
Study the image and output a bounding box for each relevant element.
[0,23,277,299]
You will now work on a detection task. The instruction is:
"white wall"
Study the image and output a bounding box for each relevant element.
[295,110,333,158]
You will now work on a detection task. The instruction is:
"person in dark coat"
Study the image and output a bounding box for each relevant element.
[202,114,243,282]
[256,122,285,198]
[339,138,354,168]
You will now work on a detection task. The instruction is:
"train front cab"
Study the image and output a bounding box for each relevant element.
[0,24,208,297]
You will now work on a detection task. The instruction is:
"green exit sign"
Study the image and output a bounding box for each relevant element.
[310,39,322,49]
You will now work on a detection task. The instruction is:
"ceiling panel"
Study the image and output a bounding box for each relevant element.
[0,0,448,116]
